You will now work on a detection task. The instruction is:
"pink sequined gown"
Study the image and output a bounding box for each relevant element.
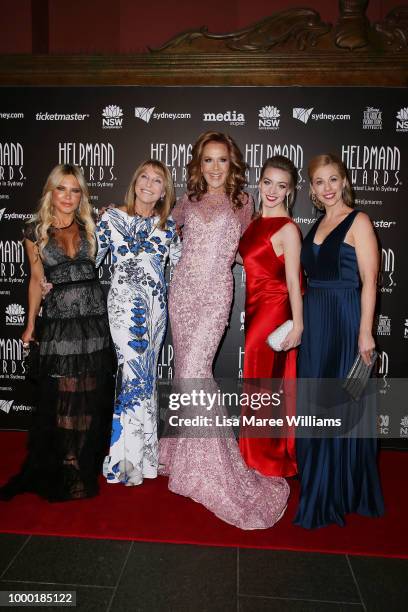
[159,193,290,530]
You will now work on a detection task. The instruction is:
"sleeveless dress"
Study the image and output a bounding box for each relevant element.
[294,210,384,528]
[0,222,113,502]
[239,217,302,477]
[159,193,290,530]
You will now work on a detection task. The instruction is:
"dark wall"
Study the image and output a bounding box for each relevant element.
[0,0,403,54]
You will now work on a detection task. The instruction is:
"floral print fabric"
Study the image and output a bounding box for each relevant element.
[96,208,181,485]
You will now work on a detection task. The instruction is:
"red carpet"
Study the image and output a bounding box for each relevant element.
[0,432,407,558]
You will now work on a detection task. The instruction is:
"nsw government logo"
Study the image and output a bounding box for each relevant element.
[5,303,25,326]
[258,106,280,130]
[293,108,313,124]
[102,105,123,129]
[396,107,408,132]
[363,107,382,130]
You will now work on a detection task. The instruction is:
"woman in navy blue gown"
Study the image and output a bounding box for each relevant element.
[294,153,384,529]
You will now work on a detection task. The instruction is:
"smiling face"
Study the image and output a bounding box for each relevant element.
[200,141,230,194]
[51,174,82,218]
[134,164,165,208]
[259,167,292,216]
[311,163,346,209]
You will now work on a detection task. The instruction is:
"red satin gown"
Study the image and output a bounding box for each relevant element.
[239,216,303,477]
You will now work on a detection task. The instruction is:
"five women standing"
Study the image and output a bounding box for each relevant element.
[1,140,384,533]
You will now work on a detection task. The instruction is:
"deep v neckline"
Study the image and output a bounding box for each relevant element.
[312,211,356,247]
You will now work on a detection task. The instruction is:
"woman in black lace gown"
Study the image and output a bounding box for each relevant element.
[0,164,113,502]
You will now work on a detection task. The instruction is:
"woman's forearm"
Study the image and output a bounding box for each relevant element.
[360,277,376,334]
[26,278,43,330]
[287,279,303,331]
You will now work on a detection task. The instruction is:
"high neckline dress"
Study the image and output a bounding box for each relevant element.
[159,193,290,530]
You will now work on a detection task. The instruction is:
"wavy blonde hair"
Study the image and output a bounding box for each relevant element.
[309,153,354,211]
[29,164,95,257]
[187,131,247,209]
[124,159,175,230]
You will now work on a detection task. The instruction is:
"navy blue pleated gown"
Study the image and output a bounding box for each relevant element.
[294,210,384,529]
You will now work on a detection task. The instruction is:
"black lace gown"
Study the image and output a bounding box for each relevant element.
[1,222,114,502]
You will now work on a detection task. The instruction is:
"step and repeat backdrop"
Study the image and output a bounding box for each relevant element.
[0,86,407,430]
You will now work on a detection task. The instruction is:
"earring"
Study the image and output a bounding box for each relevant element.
[285,194,289,211]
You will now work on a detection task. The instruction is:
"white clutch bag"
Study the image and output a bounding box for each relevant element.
[267,320,293,352]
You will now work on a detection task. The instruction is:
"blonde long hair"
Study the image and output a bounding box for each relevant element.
[123,159,175,230]
[30,164,95,257]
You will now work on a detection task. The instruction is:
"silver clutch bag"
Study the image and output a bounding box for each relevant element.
[343,350,378,401]
[266,320,293,352]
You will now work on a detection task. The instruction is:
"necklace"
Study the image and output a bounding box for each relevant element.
[134,206,155,218]
[52,218,75,230]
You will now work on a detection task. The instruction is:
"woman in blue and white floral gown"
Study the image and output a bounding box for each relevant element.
[96,160,181,486]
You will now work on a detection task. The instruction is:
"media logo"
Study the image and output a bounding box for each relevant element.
[102,105,123,129]
[376,314,391,336]
[363,107,382,130]
[396,107,408,132]
[0,208,5,221]
[5,304,25,326]
[379,248,395,293]
[0,399,13,414]
[293,107,314,124]
[203,110,245,126]
[404,319,408,339]
[135,107,155,123]
[258,106,280,130]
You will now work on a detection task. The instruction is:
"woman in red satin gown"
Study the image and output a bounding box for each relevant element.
[238,155,304,477]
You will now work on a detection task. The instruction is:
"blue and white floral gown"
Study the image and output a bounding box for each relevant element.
[96,208,181,485]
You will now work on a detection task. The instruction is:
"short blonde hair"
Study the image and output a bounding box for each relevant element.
[124,159,175,229]
[309,153,354,210]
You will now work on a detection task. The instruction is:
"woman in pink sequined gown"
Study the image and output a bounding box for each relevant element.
[159,131,289,529]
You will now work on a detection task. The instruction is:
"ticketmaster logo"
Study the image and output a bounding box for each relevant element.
[135,107,155,123]
[0,399,13,414]
[293,108,314,124]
